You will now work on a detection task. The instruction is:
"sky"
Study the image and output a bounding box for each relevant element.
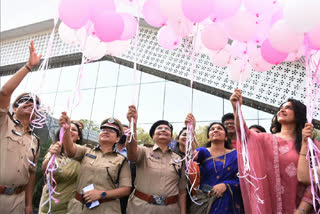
[1,0,59,31]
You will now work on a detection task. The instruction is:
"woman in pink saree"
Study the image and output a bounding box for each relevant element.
[230,89,315,214]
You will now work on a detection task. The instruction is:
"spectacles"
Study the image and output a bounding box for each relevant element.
[156,126,171,132]
[224,122,235,126]
[100,128,116,133]
[16,97,40,108]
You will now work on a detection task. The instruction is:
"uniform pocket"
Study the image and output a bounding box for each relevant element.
[6,130,23,151]
[146,155,161,169]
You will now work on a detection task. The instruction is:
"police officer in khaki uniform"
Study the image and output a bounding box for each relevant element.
[0,41,42,214]
[59,112,132,214]
[126,105,187,214]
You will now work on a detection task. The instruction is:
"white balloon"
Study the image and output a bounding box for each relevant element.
[82,36,108,60]
[227,60,252,82]
[106,40,132,56]
[58,23,78,46]
[283,0,320,33]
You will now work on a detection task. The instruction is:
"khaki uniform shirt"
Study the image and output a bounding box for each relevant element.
[67,144,132,214]
[0,107,40,213]
[127,144,187,214]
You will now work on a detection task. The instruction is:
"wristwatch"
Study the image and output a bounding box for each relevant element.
[101,191,107,199]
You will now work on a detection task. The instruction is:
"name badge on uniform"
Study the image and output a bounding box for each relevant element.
[150,153,160,160]
[12,130,23,136]
[85,153,97,159]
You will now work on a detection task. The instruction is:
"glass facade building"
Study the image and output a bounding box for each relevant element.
[0,60,273,143]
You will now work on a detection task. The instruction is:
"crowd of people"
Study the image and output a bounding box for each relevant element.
[1,42,320,214]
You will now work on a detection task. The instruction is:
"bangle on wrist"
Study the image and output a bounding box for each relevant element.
[25,64,32,72]
[299,153,307,156]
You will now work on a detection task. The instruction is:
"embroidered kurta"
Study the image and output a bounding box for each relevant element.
[237,126,313,214]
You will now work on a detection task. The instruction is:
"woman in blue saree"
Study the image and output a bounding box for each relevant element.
[195,121,243,214]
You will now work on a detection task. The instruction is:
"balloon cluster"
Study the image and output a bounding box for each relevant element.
[58,0,137,60]
[58,0,320,81]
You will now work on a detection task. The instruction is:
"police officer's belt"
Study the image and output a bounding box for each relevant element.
[75,192,115,204]
[134,189,178,206]
[0,185,26,195]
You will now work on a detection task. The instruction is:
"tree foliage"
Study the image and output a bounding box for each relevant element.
[79,119,100,132]
[136,127,153,145]
[195,125,208,147]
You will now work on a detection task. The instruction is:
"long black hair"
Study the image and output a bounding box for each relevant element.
[54,122,83,154]
[176,127,187,141]
[272,99,307,152]
[205,122,232,149]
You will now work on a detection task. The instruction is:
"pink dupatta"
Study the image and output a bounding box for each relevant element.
[237,126,313,214]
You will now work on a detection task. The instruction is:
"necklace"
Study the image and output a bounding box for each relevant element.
[211,149,226,179]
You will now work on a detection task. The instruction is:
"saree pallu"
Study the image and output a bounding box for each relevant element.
[196,147,244,214]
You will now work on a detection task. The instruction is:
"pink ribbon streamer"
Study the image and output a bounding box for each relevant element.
[236,56,266,213]
[304,40,320,213]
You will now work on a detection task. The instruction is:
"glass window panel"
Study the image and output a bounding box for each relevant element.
[117,65,141,86]
[138,82,165,123]
[141,72,164,84]
[113,84,140,125]
[0,75,13,88]
[164,81,190,123]
[246,119,259,129]
[223,98,258,120]
[258,119,272,133]
[24,70,45,92]
[70,89,95,121]
[259,110,274,120]
[41,68,61,93]
[193,90,223,122]
[80,62,99,89]
[90,87,117,125]
[96,61,119,88]
[242,105,258,120]
[223,98,234,116]
[52,91,72,119]
[58,65,80,92]
[39,92,56,112]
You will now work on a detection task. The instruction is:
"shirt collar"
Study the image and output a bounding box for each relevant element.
[152,143,172,152]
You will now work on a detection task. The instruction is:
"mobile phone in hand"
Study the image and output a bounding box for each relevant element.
[202,184,213,194]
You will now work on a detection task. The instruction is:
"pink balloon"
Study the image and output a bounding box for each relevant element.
[228,60,252,82]
[201,23,228,51]
[271,9,283,25]
[244,0,274,15]
[252,15,272,44]
[143,0,167,27]
[157,26,182,50]
[261,39,288,65]
[249,47,273,72]
[120,14,137,40]
[160,0,184,21]
[90,0,116,23]
[94,11,124,42]
[167,17,193,37]
[224,10,257,42]
[209,47,232,67]
[308,22,320,50]
[182,0,213,23]
[59,0,90,29]
[268,20,304,53]
[210,0,241,20]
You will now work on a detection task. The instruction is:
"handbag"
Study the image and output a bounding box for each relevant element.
[188,191,217,214]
